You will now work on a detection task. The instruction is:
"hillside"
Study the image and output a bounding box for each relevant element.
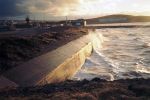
[86,14,150,24]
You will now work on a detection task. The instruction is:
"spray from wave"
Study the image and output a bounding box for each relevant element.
[73,28,150,81]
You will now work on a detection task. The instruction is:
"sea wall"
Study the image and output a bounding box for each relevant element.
[1,31,101,87]
[38,42,92,85]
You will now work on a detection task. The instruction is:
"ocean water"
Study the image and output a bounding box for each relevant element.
[73,28,150,81]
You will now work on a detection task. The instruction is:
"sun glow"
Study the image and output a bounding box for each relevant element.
[59,0,150,17]
[27,0,150,19]
[73,0,102,16]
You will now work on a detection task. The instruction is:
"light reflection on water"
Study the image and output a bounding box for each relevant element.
[73,28,150,81]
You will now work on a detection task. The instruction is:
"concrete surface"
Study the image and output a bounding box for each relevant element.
[3,33,94,87]
[0,76,18,89]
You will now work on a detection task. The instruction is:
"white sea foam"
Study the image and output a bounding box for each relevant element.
[73,28,150,81]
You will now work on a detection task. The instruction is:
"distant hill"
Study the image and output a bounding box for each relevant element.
[86,14,150,24]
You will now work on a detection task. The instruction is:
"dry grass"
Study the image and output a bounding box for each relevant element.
[0,78,149,100]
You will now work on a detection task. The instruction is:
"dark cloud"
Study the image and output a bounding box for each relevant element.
[0,0,80,17]
[1,0,149,19]
[0,0,26,17]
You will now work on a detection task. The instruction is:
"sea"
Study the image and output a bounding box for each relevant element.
[73,27,150,81]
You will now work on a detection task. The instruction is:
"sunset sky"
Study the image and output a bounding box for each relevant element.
[0,0,150,20]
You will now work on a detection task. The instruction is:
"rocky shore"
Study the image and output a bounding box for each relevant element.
[0,78,149,100]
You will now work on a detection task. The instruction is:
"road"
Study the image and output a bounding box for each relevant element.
[0,28,48,38]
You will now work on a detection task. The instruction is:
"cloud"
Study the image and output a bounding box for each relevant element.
[16,0,80,16]
[0,0,25,17]
[0,0,150,19]
[0,0,94,17]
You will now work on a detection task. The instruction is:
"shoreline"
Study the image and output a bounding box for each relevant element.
[0,27,150,100]
[0,78,149,100]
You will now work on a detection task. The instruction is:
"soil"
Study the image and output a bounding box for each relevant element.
[0,78,149,100]
[0,26,88,74]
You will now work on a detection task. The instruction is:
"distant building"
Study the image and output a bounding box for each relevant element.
[26,16,30,24]
[71,19,86,27]
[99,17,128,23]
[0,20,16,31]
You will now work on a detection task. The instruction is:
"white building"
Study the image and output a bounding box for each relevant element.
[99,17,128,23]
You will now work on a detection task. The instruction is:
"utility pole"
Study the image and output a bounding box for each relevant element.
[66,16,68,25]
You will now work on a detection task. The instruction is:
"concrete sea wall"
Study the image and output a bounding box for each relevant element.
[38,42,92,85]
[1,31,101,87]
